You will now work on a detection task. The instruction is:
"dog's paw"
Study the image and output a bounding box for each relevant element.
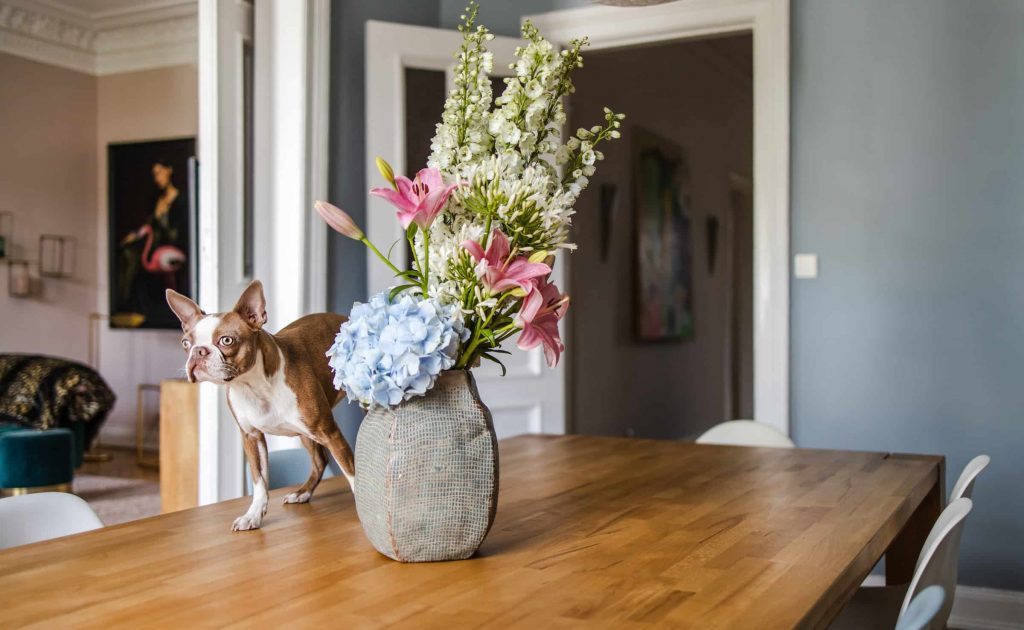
[231,514,262,531]
[283,491,311,504]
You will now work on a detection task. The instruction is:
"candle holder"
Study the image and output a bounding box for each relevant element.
[39,235,75,278]
[8,259,32,297]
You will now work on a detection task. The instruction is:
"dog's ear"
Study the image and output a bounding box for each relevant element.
[233,280,268,329]
[166,289,204,330]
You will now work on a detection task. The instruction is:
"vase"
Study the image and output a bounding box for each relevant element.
[353,370,499,562]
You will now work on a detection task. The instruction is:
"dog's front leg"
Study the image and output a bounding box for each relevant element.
[233,431,269,531]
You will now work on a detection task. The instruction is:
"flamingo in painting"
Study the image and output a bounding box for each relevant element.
[132,223,186,291]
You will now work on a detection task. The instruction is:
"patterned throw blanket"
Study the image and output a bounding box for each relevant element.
[0,355,115,448]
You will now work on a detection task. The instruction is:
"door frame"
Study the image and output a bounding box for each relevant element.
[196,0,332,503]
[528,0,791,435]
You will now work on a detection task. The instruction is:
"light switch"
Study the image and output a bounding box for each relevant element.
[794,254,818,279]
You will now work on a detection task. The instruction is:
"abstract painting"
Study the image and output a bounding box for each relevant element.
[633,128,694,342]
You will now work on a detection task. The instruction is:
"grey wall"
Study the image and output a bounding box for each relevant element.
[790,0,1024,590]
[439,0,586,35]
[327,0,440,443]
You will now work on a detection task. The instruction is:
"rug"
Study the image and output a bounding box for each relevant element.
[73,474,161,526]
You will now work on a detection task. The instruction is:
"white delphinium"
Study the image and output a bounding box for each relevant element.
[428,4,494,175]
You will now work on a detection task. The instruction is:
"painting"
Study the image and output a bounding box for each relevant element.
[633,128,694,342]
[108,138,196,329]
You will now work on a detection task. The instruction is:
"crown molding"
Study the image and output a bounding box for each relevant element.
[0,0,196,76]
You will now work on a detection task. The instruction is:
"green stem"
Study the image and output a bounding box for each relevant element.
[421,228,431,295]
[361,237,404,277]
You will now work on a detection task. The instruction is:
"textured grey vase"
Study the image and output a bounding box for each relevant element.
[354,370,499,562]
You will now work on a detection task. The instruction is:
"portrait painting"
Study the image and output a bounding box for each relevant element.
[108,138,196,329]
[633,128,694,342]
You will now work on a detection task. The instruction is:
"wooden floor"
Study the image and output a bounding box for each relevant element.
[78,446,159,483]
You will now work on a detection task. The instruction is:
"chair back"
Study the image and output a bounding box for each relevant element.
[895,586,946,630]
[949,455,989,501]
[899,498,973,630]
[696,420,795,448]
[0,492,103,549]
[245,447,335,493]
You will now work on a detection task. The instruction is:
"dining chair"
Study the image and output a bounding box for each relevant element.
[949,454,989,501]
[245,447,336,493]
[894,586,946,630]
[695,420,795,448]
[0,492,103,549]
[831,498,973,630]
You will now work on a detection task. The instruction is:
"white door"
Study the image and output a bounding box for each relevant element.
[197,0,254,502]
[365,21,566,438]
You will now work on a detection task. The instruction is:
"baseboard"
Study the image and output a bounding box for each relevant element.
[859,576,1023,630]
[92,425,136,449]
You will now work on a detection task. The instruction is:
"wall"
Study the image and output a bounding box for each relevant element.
[568,37,753,439]
[790,0,1024,590]
[327,0,441,444]
[95,64,198,446]
[0,53,97,363]
[439,0,586,35]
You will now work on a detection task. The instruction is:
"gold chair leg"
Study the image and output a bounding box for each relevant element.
[1,482,72,497]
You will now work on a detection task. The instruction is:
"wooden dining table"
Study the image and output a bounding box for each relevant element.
[0,435,943,629]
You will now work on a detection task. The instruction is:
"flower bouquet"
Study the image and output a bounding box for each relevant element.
[316,4,623,562]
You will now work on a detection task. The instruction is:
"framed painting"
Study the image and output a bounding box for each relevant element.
[633,128,694,342]
[108,137,197,329]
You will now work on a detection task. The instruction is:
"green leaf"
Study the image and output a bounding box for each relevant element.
[389,284,416,300]
[479,352,508,376]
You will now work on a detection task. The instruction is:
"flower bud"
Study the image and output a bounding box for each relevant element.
[375,157,396,189]
[314,200,364,240]
[528,250,549,264]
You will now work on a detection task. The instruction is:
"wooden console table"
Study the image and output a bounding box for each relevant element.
[158,379,199,513]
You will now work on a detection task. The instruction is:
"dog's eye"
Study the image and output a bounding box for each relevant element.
[181,339,191,350]
[219,336,234,346]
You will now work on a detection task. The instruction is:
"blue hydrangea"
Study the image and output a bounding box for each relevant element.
[327,291,469,408]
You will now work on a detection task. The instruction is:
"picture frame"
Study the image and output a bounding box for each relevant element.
[632,127,695,342]
[108,137,197,329]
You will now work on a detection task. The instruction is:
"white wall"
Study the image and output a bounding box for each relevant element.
[0,53,98,362]
[95,64,199,446]
[569,35,753,440]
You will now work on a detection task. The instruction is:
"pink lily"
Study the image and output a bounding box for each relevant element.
[515,278,569,368]
[462,229,551,294]
[369,167,457,230]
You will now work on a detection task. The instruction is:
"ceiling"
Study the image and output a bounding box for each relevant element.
[33,0,195,23]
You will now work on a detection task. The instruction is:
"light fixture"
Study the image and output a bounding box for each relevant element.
[592,0,680,6]
[39,234,75,278]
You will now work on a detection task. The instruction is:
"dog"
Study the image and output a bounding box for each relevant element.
[166,280,354,531]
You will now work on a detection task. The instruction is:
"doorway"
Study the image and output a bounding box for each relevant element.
[567,34,754,439]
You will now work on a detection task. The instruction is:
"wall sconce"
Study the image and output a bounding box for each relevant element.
[0,213,11,260]
[8,259,32,297]
[39,234,75,278]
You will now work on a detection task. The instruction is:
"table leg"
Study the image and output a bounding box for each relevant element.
[885,464,943,585]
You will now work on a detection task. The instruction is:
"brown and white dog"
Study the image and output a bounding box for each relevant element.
[166,280,354,531]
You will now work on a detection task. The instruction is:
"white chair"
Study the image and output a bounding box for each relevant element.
[949,454,989,501]
[695,420,795,448]
[0,492,103,549]
[894,586,946,630]
[831,498,973,630]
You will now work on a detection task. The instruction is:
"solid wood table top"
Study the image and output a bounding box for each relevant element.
[0,435,942,629]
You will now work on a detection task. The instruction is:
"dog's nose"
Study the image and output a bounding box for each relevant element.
[195,346,210,358]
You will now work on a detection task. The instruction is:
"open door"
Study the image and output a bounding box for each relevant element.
[365,21,566,438]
